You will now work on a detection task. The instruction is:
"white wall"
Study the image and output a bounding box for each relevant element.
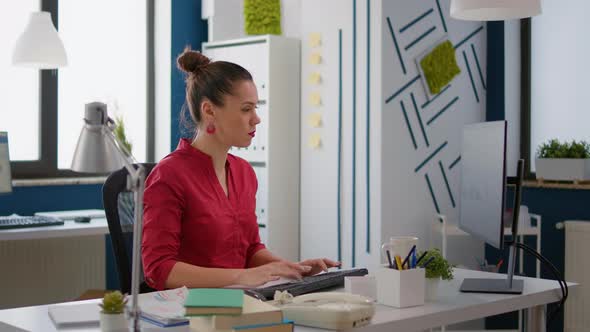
[203,1,488,279]
[298,0,487,274]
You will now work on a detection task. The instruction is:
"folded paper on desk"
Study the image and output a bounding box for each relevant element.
[48,302,100,327]
[48,287,190,328]
[138,286,190,327]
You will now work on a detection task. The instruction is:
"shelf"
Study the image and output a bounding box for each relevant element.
[524,179,590,190]
[433,223,540,237]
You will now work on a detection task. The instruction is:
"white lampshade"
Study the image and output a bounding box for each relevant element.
[450,0,542,21]
[12,11,68,69]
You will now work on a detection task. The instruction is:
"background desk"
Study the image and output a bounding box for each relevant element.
[0,269,573,332]
[0,218,108,241]
[0,218,109,309]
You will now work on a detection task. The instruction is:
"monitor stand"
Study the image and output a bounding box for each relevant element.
[460,159,525,295]
[460,277,524,294]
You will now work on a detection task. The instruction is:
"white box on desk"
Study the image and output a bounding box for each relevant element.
[376,266,425,308]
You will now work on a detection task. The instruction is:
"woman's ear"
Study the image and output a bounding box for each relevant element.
[200,99,215,122]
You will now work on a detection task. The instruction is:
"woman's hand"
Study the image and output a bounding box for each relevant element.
[237,261,311,287]
[299,258,341,276]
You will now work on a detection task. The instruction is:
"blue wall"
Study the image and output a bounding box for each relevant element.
[0,184,102,216]
[171,0,208,149]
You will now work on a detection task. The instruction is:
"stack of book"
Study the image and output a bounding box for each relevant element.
[185,289,292,332]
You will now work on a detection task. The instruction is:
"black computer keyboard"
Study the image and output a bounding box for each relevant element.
[0,215,64,230]
[246,268,369,301]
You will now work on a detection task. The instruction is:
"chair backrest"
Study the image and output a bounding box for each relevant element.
[103,163,156,294]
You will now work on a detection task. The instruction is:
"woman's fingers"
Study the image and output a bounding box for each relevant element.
[324,258,341,267]
[269,261,304,280]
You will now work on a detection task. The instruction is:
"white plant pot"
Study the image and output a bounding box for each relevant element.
[100,312,128,332]
[425,278,440,301]
[535,158,590,181]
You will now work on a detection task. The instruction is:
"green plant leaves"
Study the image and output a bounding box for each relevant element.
[100,290,127,314]
[114,116,133,156]
[244,0,282,35]
[420,40,461,94]
[536,139,590,159]
[420,249,454,280]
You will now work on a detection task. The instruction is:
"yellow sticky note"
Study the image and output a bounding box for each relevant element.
[309,92,322,106]
[308,72,322,85]
[308,33,321,47]
[308,133,322,149]
[309,53,322,65]
[307,112,322,128]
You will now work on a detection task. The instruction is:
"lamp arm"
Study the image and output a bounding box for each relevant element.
[102,125,138,180]
[102,121,146,331]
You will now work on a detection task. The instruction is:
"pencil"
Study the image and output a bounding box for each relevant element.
[415,251,428,266]
[402,245,417,269]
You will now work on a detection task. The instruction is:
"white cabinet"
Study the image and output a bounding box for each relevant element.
[202,35,301,261]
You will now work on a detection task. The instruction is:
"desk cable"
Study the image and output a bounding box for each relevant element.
[506,241,568,329]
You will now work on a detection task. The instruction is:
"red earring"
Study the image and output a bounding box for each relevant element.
[206,123,216,134]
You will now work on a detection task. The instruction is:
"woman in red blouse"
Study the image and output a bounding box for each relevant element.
[142,48,339,290]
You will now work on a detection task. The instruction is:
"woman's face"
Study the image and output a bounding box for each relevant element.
[213,80,261,148]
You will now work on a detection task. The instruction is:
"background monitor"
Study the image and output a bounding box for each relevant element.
[0,132,12,194]
[459,120,507,249]
[458,120,524,294]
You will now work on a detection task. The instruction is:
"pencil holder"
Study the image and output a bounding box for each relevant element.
[375,266,425,308]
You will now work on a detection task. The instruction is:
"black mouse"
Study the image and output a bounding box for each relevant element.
[74,216,91,223]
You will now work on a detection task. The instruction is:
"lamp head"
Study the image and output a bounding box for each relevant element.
[12,11,68,69]
[450,0,542,21]
[71,102,127,173]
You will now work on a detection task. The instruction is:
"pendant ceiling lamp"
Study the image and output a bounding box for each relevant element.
[450,0,542,21]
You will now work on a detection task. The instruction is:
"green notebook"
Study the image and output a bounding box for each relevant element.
[185,289,244,316]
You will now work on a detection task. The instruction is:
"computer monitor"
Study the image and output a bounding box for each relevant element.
[0,132,12,194]
[459,121,507,249]
[458,121,525,294]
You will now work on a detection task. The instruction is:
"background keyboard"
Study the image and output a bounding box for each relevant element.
[246,268,368,301]
[0,216,64,230]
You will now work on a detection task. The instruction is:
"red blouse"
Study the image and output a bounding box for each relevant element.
[141,139,265,290]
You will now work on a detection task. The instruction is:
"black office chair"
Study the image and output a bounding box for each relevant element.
[103,163,156,294]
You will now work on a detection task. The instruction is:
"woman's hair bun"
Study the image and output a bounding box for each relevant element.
[177,46,211,74]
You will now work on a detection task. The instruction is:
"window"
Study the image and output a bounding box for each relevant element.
[4,0,154,178]
[0,0,41,162]
[526,0,590,173]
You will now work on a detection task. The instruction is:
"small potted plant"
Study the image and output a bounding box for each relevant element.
[419,249,453,301]
[536,139,590,181]
[99,291,128,331]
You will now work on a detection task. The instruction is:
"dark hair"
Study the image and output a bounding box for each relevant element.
[176,46,253,135]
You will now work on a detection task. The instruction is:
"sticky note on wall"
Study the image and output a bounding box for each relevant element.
[307,112,322,128]
[308,72,322,85]
[308,33,321,47]
[309,92,322,106]
[309,53,322,65]
[308,133,322,149]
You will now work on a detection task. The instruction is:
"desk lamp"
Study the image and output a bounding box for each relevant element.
[71,102,146,331]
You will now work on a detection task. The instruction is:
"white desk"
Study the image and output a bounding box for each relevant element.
[0,217,110,309]
[0,218,108,241]
[0,269,574,332]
